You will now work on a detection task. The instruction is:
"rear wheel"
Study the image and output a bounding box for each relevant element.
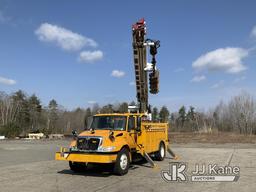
[114,148,130,175]
[69,161,87,172]
[155,142,165,161]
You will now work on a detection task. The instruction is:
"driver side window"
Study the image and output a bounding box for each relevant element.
[128,116,135,132]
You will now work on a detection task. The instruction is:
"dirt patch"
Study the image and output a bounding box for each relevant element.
[169,132,256,144]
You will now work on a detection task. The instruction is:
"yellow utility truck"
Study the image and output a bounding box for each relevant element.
[55,19,176,175]
[56,113,168,175]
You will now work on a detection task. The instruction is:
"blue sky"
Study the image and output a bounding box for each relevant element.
[0,0,256,111]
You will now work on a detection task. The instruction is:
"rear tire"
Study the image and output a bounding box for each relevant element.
[114,148,130,175]
[69,161,87,172]
[155,142,165,161]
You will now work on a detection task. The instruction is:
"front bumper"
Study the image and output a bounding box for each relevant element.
[55,150,117,163]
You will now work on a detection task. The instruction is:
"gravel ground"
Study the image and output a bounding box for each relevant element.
[0,139,255,192]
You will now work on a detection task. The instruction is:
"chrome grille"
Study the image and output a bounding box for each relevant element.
[77,137,101,151]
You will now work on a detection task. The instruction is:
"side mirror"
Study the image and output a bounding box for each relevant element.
[85,116,93,130]
[136,117,141,132]
[72,130,78,138]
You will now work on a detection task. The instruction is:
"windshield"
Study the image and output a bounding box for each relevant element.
[90,116,127,131]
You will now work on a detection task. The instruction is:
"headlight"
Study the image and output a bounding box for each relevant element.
[69,146,78,151]
[97,146,116,152]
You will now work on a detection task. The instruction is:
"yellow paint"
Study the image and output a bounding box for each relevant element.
[55,152,117,163]
[137,122,169,154]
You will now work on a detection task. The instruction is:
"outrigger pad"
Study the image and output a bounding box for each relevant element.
[167,146,180,160]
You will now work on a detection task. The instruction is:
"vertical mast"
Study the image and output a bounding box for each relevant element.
[132,18,148,113]
[132,19,160,113]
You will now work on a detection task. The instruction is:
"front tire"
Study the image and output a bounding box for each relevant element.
[69,161,87,172]
[114,148,130,175]
[155,142,165,161]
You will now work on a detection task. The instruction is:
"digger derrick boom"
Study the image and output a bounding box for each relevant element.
[132,19,148,113]
[132,18,160,113]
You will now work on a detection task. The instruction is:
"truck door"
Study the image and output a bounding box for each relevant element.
[127,116,137,150]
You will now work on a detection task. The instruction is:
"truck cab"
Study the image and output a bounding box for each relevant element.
[55,113,169,175]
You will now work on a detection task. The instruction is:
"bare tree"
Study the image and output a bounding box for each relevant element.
[228,92,255,135]
[0,92,20,126]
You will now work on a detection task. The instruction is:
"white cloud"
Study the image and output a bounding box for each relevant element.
[191,75,206,83]
[35,23,97,51]
[211,80,224,89]
[129,81,135,86]
[192,47,248,74]
[88,100,96,104]
[251,26,256,38]
[0,76,16,85]
[78,50,103,63]
[111,70,125,78]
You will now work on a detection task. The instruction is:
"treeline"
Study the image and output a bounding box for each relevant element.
[0,90,169,137]
[168,92,256,135]
[0,90,255,137]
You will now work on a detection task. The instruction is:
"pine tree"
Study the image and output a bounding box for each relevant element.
[178,105,186,128]
[152,107,159,122]
[11,90,30,134]
[48,99,58,133]
[159,106,170,122]
[187,106,195,121]
[28,94,42,132]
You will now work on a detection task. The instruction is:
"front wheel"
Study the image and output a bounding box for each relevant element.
[114,148,130,175]
[155,142,165,161]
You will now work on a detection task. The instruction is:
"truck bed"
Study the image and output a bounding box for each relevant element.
[137,122,169,153]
